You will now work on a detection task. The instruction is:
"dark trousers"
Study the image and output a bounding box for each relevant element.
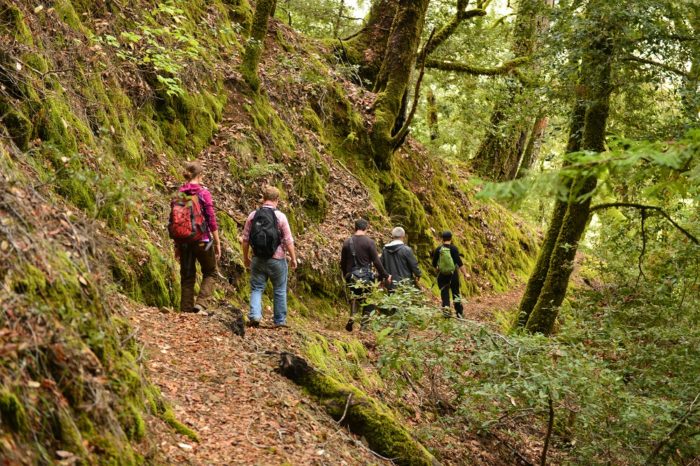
[180,242,216,312]
[438,272,463,317]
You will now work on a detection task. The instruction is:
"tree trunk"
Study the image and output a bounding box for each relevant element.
[471,0,547,181]
[681,5,700,124]
[524,24,614,335]
[240,0,276,91]
[516,100,585,327]
[516,115,549,177]
[427,88,438,140]
[333,0,345,38]
[341,0,399,86]
[370,0,430,169]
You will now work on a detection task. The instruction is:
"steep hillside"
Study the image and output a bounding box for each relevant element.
[0,0,536,462]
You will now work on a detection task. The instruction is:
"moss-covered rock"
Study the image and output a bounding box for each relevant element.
[0,103,33,150]
[0,4,33,45]
[0,389,28,433]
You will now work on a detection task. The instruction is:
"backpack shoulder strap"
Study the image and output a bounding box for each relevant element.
[349,236,359,268]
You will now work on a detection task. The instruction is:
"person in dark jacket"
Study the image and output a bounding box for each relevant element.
[340,218,390,332]
[381,227,421,291]
[432,231,468,318]
[175,162,221,313]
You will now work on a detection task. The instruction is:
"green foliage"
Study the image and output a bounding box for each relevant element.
[99,1,204,97]
[370,200,700,464]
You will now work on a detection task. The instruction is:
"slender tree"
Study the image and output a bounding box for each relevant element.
[426,88,439,140]
[516,114,548,177]
[470,0,551,181]
[240,0,277,90]
[517,99,585,326]
[522,3,616,334]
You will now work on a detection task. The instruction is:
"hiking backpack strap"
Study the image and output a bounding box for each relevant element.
[349,236,359,269]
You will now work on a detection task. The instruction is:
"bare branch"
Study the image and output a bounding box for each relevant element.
[590,203,699,245]
[425,56,530,76]
[646,392,700,463]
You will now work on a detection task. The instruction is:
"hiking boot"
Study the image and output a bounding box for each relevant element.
[247,319,260,328]
[442,307,452,318]
[274,322,288,329]
[345,319,354,332]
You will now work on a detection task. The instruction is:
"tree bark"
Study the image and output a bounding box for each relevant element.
[240,0,277,91]
[471,0,548,181]
[525,19,614,334]
[516,115,549,177]
[370,0,430,169]
[427,88,438,140]
[341,0,399,86]
[516,99,585,327]
[681,5,700,124]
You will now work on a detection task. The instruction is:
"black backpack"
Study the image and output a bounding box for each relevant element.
[250,208,280,259]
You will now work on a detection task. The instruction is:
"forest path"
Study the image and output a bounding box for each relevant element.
[462,285,524,324]
[127,282,525,464]
[128,307,382,465]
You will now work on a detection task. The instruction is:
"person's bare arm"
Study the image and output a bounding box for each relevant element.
[212,230,221,262]
[242,240,251,268]
[287,242,297,269]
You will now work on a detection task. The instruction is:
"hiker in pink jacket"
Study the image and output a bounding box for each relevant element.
[174,162,221,313]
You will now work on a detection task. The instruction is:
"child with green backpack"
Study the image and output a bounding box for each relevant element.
[432,231,468,318]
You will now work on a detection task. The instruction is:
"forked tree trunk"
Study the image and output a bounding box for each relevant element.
[370,0,430,169]
[524,24,614,334]
[516,100,585,327]
[240,0,276,91]
[341,0,399,86]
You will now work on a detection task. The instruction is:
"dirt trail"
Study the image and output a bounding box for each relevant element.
[463,286,524,323]
[129,283,525,465]
[129,308,382,465]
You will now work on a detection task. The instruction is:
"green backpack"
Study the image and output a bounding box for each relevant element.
[437,246,456,275]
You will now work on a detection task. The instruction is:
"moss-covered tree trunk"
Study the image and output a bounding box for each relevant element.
[341,0,399,86]
[427,88,438,140]
[516,114,548,177]
[278,353,439,466]
[516,100,585,327]
[524,26,614,335]
[370,0,430,169]
[371,0,429,170]
[471,0,546,181]
[240,0,276,91]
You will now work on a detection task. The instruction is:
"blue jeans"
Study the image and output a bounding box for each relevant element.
[249,257,288,325]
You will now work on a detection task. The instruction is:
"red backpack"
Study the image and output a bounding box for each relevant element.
[168,191,207,242]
